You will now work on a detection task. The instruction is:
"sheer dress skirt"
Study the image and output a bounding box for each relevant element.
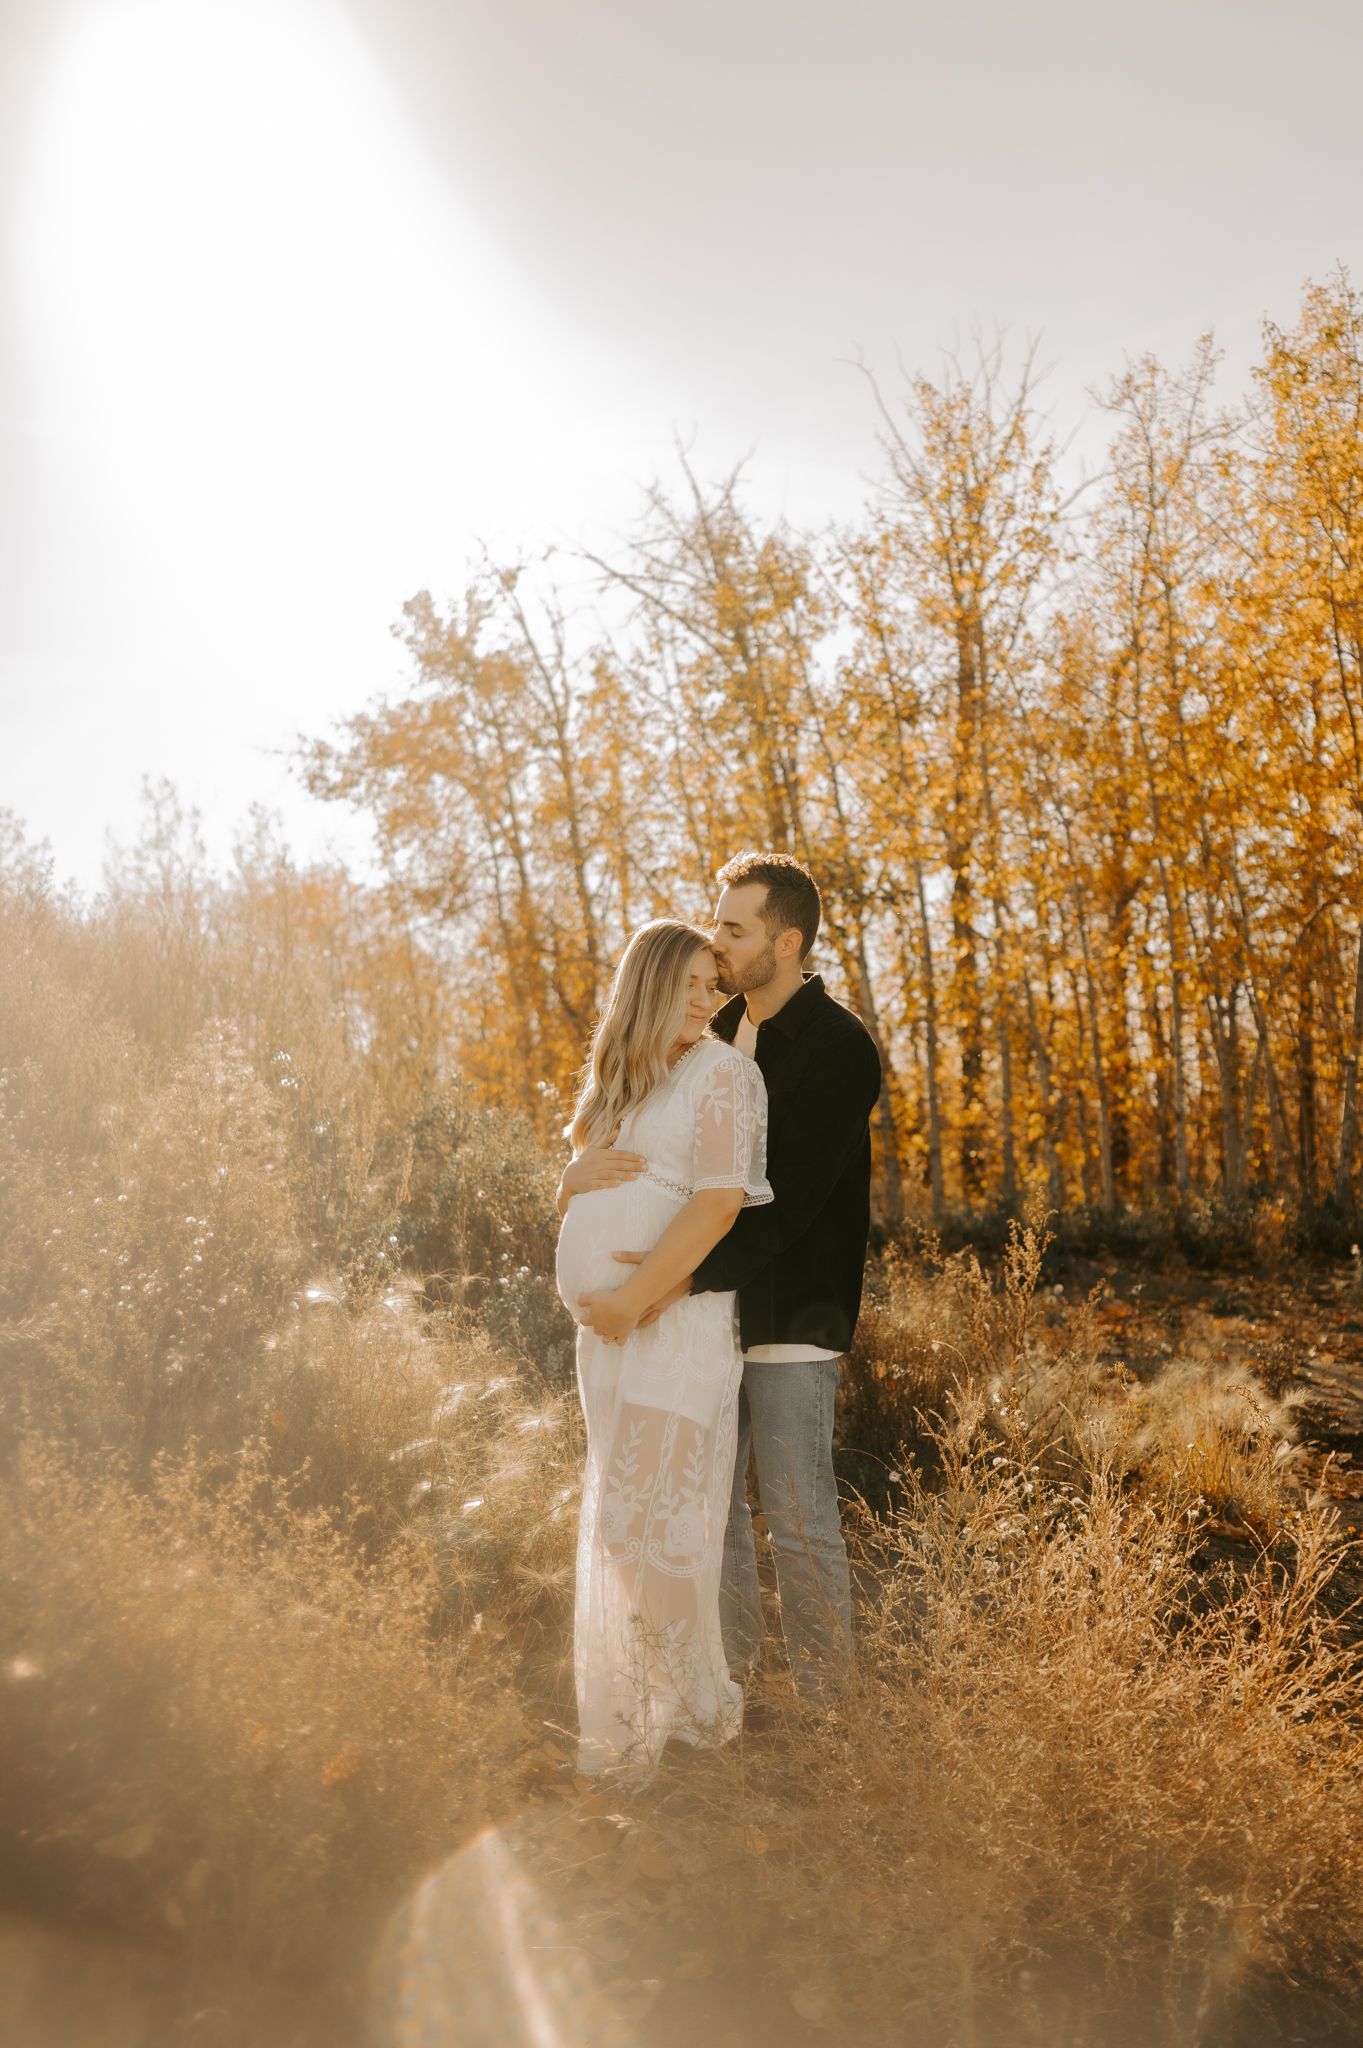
[558,1176,744,1774]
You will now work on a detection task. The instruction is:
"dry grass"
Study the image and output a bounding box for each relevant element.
[0,1342,581,2020]
[2,1435,503,1974]
[531,1408,1363,2046]
[6,814,1363,2046]
[845,1222,1306,1543]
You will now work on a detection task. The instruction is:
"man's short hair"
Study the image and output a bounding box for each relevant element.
[716,850,821,959]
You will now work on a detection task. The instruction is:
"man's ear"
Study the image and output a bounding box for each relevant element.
[777,927,803,962]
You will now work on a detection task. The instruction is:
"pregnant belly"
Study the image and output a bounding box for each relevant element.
[555,1179,682,1319]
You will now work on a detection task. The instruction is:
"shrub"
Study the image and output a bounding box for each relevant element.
[3,1025,304,1466]
[841,1224,1306,1541]
[393,1085,570,1382]
[841,1224,1111,1502]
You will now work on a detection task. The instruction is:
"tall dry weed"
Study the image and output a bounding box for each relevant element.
[594,1406,1363,2046]
[3,1022,303,1462]
[0,1436,519,1980]
[844,1224,1110,1496]
[0,1339,580,1999]
[395,1083,565,1374]
[844,1224,1305,1541]
[1,809,573,1473]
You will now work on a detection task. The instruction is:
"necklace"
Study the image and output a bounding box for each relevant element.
[666,1036,705,1075]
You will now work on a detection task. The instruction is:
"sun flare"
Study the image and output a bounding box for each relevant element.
[16,0,557,626]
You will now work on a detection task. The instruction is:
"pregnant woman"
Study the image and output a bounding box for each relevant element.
[556,919,771,1778]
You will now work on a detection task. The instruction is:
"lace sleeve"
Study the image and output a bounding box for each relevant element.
[691,1051,773,1207]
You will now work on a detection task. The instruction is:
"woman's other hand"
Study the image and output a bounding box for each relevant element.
[577,1283,643,1344]
[557,1128,646,1210]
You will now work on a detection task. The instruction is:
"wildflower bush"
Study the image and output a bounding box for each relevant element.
[0,809,574,1459]
[3,1023,304,1465]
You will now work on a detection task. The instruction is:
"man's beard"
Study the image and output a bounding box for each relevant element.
[715,940,778,997]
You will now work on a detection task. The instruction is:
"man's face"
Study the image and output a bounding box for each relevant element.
[711,882,783,996]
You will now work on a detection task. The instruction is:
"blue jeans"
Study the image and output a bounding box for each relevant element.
[719,1356,852,1697]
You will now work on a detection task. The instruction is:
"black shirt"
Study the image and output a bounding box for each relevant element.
[689,974,881,1355]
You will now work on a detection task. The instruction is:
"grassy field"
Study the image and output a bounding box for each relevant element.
[5,833,1363,2047]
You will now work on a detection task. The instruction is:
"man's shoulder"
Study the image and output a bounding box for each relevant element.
[780,989,880,1103]
[806,985,878,1052]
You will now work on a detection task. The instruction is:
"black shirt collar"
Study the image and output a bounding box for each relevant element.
[712,973,825,1045]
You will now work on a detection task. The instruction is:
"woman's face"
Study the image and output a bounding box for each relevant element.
[675,945,720,1046]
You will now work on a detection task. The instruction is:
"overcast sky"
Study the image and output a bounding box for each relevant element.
[3,0,1360,892]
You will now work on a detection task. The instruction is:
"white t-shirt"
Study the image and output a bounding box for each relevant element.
[729,1007,837,1365]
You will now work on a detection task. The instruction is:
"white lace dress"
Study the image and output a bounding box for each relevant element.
[556,1036,772,1777]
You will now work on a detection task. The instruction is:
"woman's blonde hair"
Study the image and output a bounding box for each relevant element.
[569,920,714,1151]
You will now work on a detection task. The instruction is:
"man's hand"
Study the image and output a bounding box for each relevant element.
[577,1282,644,1344]
[612,1250,691,1329]
[558,1129,646,1203]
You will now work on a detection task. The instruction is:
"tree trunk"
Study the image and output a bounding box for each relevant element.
[988,892,1018,1212]
[1105,875,1136,1193]
[1204,988,1245,1196]
[1068,884,1117,1215]
[1067,966,1099,1210]
[1336,923,1363,1203]
[1155,861,1191,1198]
[1296,946,1320,1207]
[1224,858,1295,1187]
[915,861,947,1222]
[1021,965,1066,1214]
[1239,1035,1265,1188]
[997,984,1018,1211]
[951,862,986,1199]
[950,616,986,1201]
[827,913,906,1228]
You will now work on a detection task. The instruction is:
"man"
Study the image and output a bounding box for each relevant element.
[582,851,881,1699]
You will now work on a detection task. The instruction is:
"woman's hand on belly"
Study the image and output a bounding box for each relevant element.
[577,1279,646,1344]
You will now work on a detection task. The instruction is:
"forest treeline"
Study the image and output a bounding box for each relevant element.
[303,274,1363,1236]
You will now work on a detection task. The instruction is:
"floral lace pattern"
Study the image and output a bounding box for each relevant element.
[599,1409,711,1571]
[691,1049,773,1204]
[627,1050,772,1209]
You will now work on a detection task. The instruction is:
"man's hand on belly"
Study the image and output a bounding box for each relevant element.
[611,1249,692,1329]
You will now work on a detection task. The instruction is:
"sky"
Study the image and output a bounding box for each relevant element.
[2,0,1360,893]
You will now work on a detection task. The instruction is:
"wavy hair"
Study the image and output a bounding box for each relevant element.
[569,920,714,1151]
